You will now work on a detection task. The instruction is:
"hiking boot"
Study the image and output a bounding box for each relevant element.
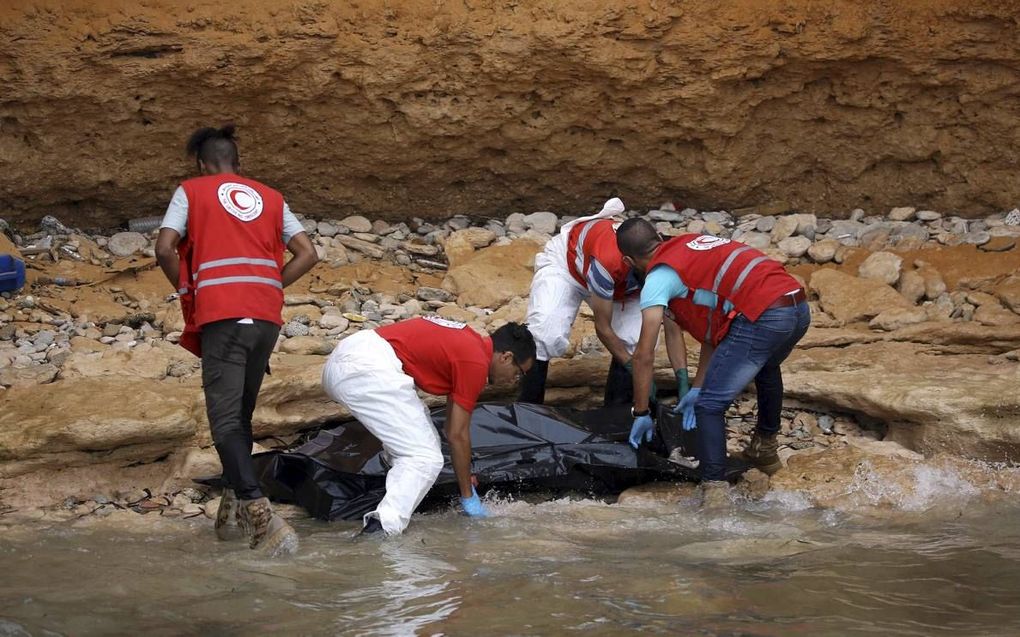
[742,431,783,475]
[699,480,732,511]
[238,497,299,557]
[214,489,242,541]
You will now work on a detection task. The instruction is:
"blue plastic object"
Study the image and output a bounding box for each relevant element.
[0,254,26,293]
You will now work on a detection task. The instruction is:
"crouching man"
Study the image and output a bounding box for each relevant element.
[322,317,536,535]
[617,219,810,508]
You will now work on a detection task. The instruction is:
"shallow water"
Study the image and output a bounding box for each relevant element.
[2,486,1020,636]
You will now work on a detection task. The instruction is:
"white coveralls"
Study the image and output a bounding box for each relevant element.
[525,198,643,362]
[321,330,445,535]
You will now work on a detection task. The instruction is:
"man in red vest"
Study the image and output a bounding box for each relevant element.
[322,318,536,535]
[616,219,810,508]
[520,199,685,407]
[155,125,319,555]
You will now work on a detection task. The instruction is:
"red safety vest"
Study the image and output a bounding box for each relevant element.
[566,219,635,300]
[175,173,285,357]
[648,234,800,346]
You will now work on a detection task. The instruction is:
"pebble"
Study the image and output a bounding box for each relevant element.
[777,236,811,258]
[107,232,148,257]
[417,287,455,302]
[755,216,776,232]
[283,321,310,338]
[888,206,916,221]
[916,210,942,222]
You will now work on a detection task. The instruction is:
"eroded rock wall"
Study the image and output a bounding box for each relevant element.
[1,0,1020,228]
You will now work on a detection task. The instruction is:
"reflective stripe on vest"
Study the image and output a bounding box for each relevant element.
[192,255,281,293]
[731,255,769,295]
[196,257,279,273]
[196,275,283,291]
[701,244,762,343]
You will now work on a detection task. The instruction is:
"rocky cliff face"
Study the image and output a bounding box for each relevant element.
[2,0,1020,228]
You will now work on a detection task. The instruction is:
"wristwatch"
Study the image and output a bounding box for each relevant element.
[631,406,650,418]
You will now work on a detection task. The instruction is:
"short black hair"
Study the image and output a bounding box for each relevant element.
[491,322,537,365]
[186,124,239,169]
[616,218,661,258]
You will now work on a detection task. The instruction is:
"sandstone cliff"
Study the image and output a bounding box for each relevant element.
[2,0,1020,228]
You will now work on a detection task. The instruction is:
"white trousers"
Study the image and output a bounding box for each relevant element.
[525,233,643,361]
[321,330,444,535]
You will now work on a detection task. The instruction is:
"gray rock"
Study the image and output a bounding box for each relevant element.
[33,329,55,349]
[686,219,706,235]
[891,224,929,244]
[522,211,558,235]
[486,221,506,238]
[447,215,471,231]
[0,324,16,340]
[963,231,991,246]
[850,208,866,222]
[283,321,310,338]
[317,221,339,237]
[807,239,839,264]
[858,251,903,286]
[40,215,72,235]
[815,218,833,234]
[702,211,732,226]
[301,218,318,234]
[739,231,771,250]
[888,206,916,221]
[506,213,527,234]
[770,216,799,242]
[817,414,835,434]
[648,210,684,222]
[107,232,148,257]
[828,220,865,245]
[319,314,349,331]
[372,220,391,235]
[417,287,455,303]
[916,210,942,222]
[778,236,812,258]
[339,215,373,233]
[794,213,817,237]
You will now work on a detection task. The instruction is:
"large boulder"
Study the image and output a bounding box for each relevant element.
[809,269,912,323]
[784,341,1020,460]
[0,377,200,476]
[442,239,543,308]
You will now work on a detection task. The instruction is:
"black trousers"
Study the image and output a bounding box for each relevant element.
[201,319,280,500]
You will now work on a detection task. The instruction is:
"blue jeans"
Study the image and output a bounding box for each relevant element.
[693,301,811,481]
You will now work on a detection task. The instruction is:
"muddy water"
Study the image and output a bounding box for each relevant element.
[2,482,1020,636]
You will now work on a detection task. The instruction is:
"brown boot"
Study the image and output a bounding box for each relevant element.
[214,489,242,541]
[743,431,783,475]
[238,497,299,557]
[699,480,731,511]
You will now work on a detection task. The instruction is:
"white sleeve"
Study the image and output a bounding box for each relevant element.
[160,186,189,238]
[282,202,305,244]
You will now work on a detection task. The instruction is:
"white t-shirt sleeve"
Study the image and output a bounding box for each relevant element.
[282,202,305,245]
[161,188,305,244]
[160,186,189,238]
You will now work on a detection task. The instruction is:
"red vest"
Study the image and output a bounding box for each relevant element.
[649,234,800,346]
[566,219,634,300]
[176,174,286,356]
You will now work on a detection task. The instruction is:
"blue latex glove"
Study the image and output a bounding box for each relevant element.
[673,386,701,431]
[675,368,691,402]
[460,486,490,518]
[629,413,655,449]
